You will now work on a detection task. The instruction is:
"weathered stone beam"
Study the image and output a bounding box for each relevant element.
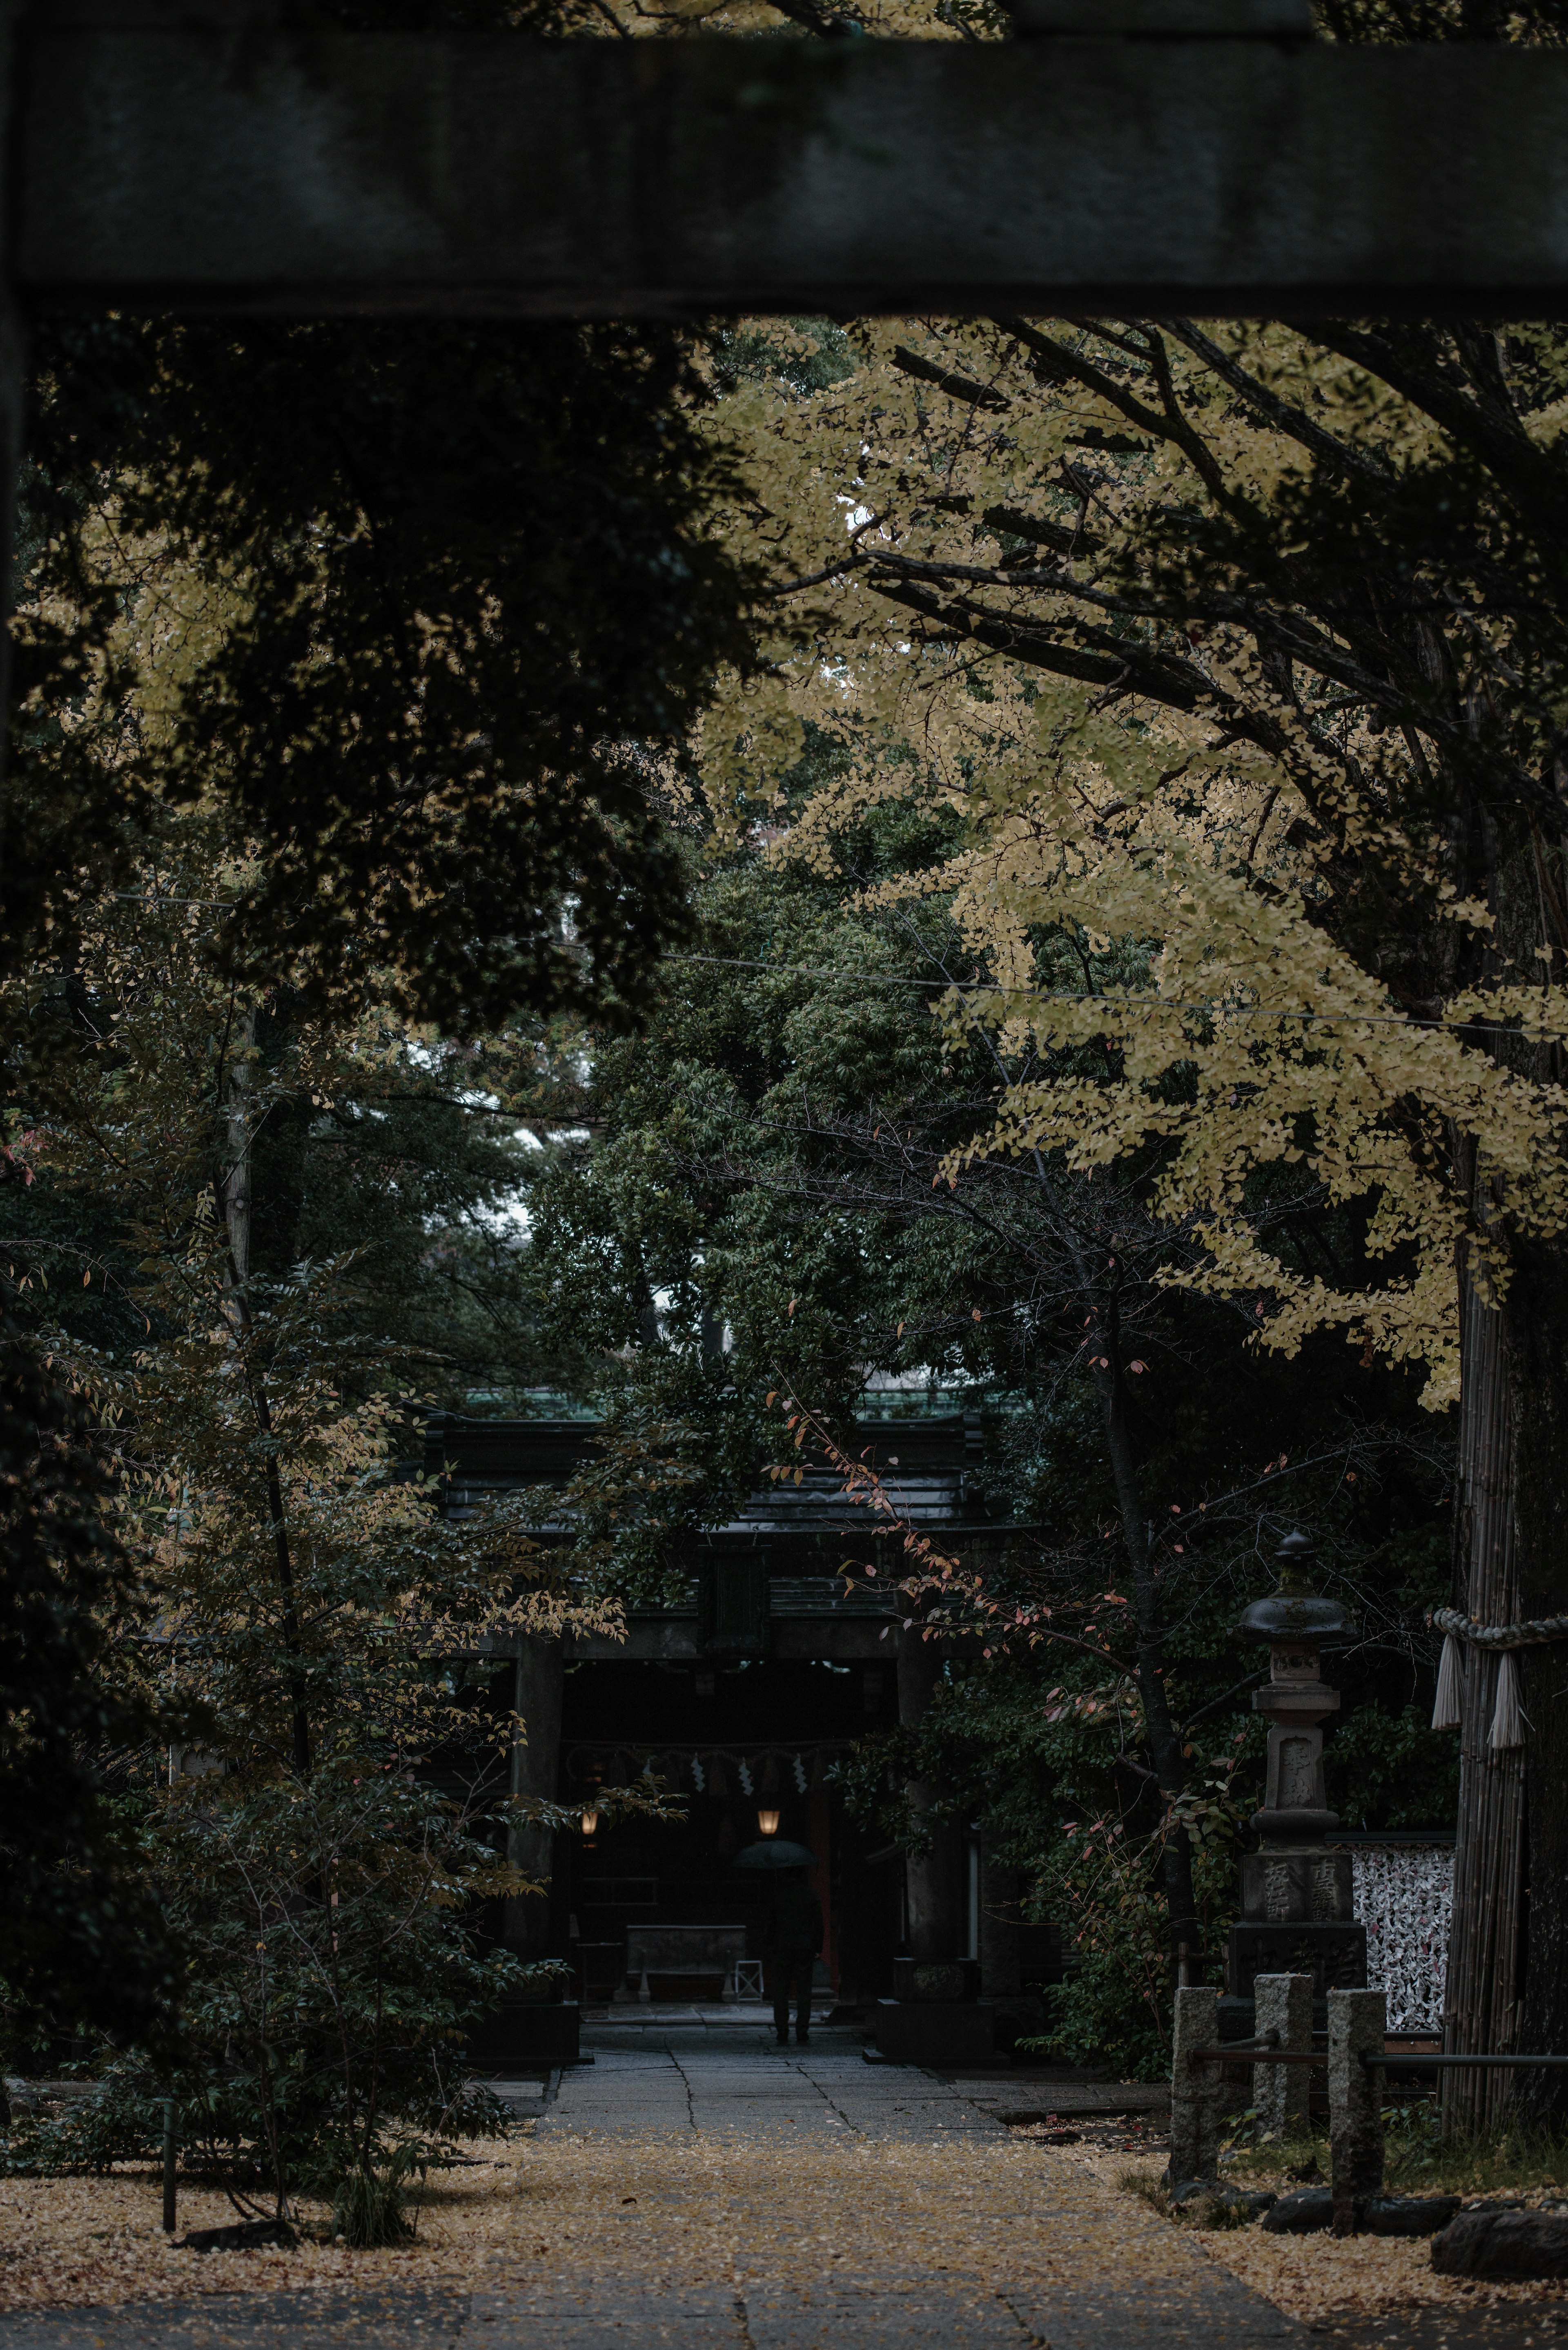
[565,1617,895,1661]
[22,25,1568,317]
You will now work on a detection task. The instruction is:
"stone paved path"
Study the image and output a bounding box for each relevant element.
[0,2018,1528,2350]
[533,2017,1009,2143]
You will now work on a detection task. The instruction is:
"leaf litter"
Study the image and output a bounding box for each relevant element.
[0,2130,1271,2321]
[1086,2150,1568,2330]
[9,2123,1562,2330]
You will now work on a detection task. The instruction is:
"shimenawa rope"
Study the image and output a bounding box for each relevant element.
[1428,1606,1568,1748]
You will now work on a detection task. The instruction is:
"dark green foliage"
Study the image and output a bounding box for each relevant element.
[0,1249,176,2047]
[1315,0,1568,39]
[0,942,664,2199]
[2,1770,529,2223]
[1330,1700,1461,1832]
[517,820,1454,2062]
[0,0,761,2061]
[330,2144,426,2250]
[506,1365,770,1607]
[13,313,751,1031]
[2,901,575,1415]
[709,319,860,400]
[144,1766,528,2216]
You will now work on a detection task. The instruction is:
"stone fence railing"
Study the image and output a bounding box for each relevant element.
[1170,1979,1568,2233]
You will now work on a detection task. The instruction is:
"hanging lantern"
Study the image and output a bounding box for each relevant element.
[580,1806,600,1840]
[756,1808,781,1838]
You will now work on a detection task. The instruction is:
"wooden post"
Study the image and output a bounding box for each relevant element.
[1328,1987,1385,2234]
[160,2098,176,2236]
[1168,1984,1220,2188]
[506,1635,564,1959]
[1254,1973,1312,2141]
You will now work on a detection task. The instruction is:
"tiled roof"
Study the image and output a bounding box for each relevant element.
[423,1413,999,1542]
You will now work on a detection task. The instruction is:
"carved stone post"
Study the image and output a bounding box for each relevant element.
[1168,1983,1221,2188]
[1254,1972,1313,2140]
[1328,1986,1386,2233]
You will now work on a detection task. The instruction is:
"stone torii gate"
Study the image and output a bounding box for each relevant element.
[22,0,1568,320]
[4,0,1567,718]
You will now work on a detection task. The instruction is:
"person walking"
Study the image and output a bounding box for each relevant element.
[757,1866,822,2045]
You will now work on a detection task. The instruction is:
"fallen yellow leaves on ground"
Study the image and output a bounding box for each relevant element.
[1086,2152,1568,2330]
[0,2148,509,2313]
[0,2131,1212,2317]
[9,2129,1567,2330]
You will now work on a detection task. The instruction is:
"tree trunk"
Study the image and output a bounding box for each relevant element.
[1025,1147,1201,1973]
[1091,1349,1203,1971]
[224,1006,254,1288]
[221,1006,311,1782]
[1462,803,1568,2123]
[1503,1220,1568,2123]
[1444,1251,1526,2128]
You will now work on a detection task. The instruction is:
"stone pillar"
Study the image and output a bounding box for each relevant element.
[978,1844,1022,1999]
[504,1635,564,1958]
[898,1629,963,1960]
[1168,1984,1221,2188]
[808,1781,835,1995]
[869,1628,991,2064]
[1328,1986,1386,2233]
[1254,1973,1313,2141]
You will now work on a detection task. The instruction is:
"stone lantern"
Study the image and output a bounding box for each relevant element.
[1221,1532,1368,2036]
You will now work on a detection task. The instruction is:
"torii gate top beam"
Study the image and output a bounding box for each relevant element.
[20,11,1568,319]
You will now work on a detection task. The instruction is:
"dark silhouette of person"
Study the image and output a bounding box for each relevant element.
[757,1867,822,2045]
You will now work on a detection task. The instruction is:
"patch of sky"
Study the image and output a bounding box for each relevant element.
[468,1126,592,1244]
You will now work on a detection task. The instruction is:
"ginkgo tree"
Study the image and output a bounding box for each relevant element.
[509,774,1450,2065]
[701,311,1568,2107]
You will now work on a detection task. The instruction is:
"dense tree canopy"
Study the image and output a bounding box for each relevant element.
[0,1290,176,2052]
[681,273,1568,2096]
[2,0,762,2053]
[13,0,1568,2119]
[12,315,752,1033]
[504,800,1452,2067]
